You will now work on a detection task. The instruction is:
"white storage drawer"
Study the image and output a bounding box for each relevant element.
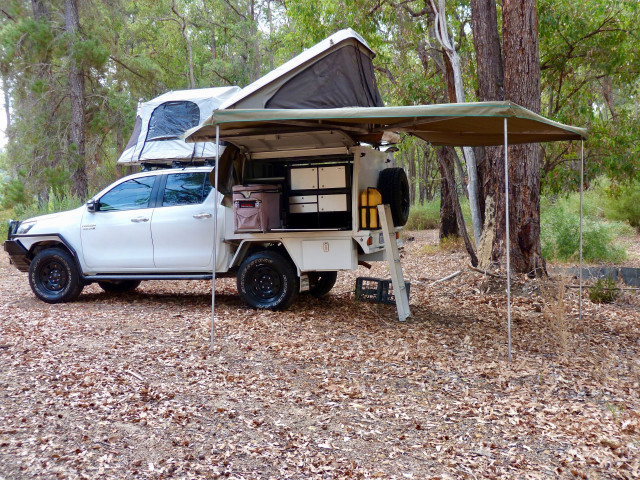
[289,195,318,204]
[318,194,348,212]
[290,203,318,214]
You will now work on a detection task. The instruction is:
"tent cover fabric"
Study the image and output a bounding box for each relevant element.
[186,101,587,207]
[186,101,588,148]
[219,28,383,110]
[117,86,240,165]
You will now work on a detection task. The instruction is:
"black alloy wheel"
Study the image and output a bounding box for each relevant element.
[237,250,299,310]
[308,271,338,298]
[29,248,84,303]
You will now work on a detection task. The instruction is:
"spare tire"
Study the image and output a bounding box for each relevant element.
[377,167,410,227]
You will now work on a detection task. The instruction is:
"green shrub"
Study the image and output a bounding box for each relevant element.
[0,208,14,240]
[405,196,472,231]
[541,198,629,263]
[589,277,619,304]
[406,199,440,230]
[602,182,640,232]
[0,179,28,209]
[13,191,84,221]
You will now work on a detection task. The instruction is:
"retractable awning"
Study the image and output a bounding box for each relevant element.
[185,101,587,147]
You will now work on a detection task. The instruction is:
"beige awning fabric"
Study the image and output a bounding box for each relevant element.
[185,101,587,147]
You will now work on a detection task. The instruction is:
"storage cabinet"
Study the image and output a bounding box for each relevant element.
[286,163,351,230]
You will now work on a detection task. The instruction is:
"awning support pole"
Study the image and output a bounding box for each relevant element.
[579,140,584,323]
[504,118,512,362]
[211,125,220,352]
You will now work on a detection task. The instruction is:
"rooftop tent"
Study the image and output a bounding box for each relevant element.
[118,86,240,165]
[219,28,384,110]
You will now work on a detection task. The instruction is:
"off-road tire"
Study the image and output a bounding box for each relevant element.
[308,271,338,298]
[237,250,299,310]
[29,248,84,303]
[98,280,141,293]
[378,167,410,227]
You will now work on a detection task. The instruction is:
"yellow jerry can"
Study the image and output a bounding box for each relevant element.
[360,187,382,229]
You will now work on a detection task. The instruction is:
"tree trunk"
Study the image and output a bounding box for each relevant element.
[408,145,416,205]
[249,0,260,82]
[437,146,478,266]
[471,0,504,224]
[438,147,458,238]
[419,151,428,203]
[65,0,87,198]
[471,0,506,268]
[31,0,49,20]
[430,0,482,247]
[1,65,10,133]
[172,1,195,88]
[502,0,545,275]
[472,0,545,274]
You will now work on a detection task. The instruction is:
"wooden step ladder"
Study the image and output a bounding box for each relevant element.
[377,204,411,321]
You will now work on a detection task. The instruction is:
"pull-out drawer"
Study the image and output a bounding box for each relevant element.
[290,203,318,214]
[289,195,318,204]
[289,195,318,214]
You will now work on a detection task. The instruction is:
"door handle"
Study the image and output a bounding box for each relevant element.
[131,217,150,223]
[193,213,212,219]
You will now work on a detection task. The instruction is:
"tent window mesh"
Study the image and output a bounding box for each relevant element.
[147,101,200,141]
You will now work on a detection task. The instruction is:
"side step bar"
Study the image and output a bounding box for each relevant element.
[83,274,213,282]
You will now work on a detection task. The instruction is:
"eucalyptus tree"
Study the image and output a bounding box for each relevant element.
[537,0,640,192]
[470,0,546,274]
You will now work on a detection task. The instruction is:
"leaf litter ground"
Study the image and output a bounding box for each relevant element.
[1,230,639,479]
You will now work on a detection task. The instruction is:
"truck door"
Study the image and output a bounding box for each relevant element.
[81,176,156,270]
[151,171,217,269]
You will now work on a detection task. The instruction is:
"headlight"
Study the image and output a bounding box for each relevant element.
[16,221,36,235]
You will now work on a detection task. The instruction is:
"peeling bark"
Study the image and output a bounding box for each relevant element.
[473,0,546,275]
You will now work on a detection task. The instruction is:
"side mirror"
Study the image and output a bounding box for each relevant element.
[86,199,99,212]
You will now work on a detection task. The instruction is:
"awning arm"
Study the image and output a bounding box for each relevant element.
[211,125,220,351]
[504,118,512,362]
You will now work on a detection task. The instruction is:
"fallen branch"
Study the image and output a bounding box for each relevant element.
[428,270,462,286]
[565,284,639,291]
[125,369,145,381]
[468,264,505,279]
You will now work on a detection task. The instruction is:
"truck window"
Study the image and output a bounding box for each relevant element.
[99,177,156,212]
[162,172,211,207]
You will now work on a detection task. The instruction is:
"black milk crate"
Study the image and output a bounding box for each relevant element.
[355,277,410,305]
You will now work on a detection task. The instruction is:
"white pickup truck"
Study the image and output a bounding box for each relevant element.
[4,134,409,310]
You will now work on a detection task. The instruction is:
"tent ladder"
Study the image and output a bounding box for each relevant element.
[377,204,411,321]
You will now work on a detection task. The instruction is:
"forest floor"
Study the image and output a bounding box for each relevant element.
[1,230,639,479]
